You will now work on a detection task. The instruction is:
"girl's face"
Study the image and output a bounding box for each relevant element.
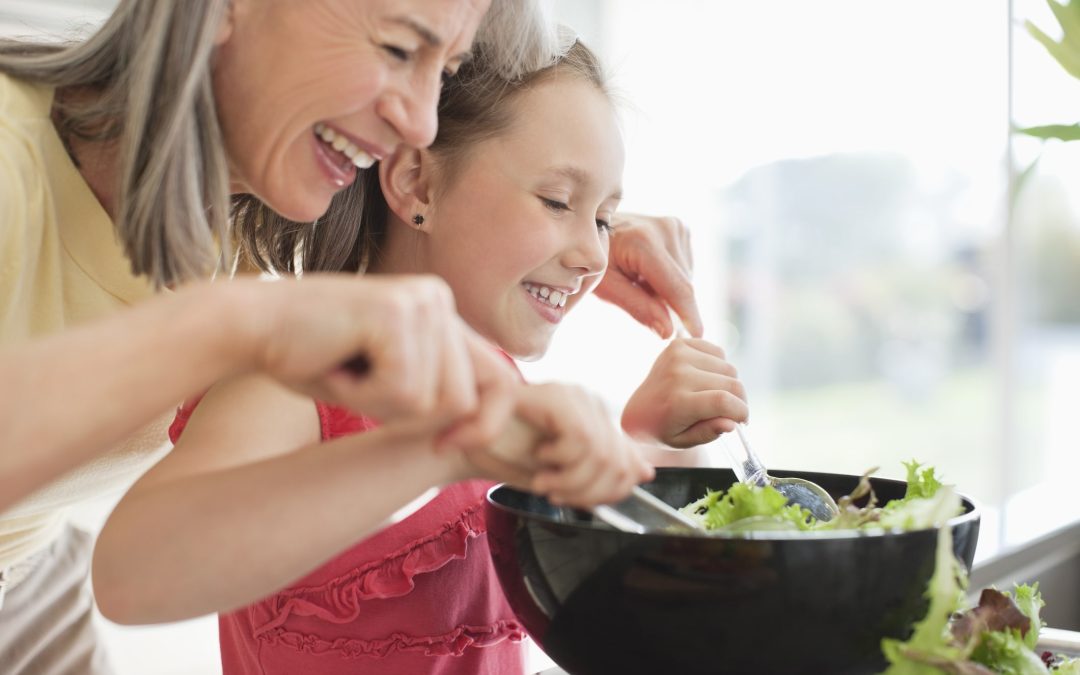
[214,0,488,222]
[423,76,624,360]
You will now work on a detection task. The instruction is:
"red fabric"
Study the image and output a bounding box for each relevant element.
[169,397,526,675]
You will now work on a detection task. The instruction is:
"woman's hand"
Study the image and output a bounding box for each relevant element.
[596,213,702,338]
[622,338,749,448]
[236,274,518,434]
[461,383,655,508]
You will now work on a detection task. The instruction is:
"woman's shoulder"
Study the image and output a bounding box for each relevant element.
[0,73,55,208]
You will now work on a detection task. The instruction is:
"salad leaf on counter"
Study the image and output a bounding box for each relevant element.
[880,535,1079,674]
[880,527,969,674]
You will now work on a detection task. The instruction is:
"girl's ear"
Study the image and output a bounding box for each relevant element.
[379,147,436,231]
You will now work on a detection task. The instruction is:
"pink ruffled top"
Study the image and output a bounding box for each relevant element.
[169,399,526,675]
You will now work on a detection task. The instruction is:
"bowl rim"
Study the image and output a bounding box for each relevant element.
[485,468,981,542]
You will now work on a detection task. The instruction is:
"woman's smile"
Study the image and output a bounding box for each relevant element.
[310,123,386,189]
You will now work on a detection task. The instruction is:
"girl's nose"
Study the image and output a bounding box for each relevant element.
[563,218,609,276]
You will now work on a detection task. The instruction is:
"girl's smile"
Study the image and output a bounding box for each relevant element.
[522,281,578,323]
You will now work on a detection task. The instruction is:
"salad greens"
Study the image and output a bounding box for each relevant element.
[680,460,963,533]
[680,461,1080,673]
[881,527,1080,674]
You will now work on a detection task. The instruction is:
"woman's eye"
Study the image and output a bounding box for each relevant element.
[596,219,613,233]
[541,197,570,212]
[382,45,411,62]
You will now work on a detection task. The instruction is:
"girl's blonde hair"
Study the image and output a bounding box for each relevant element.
[0,0,556,288]
[246,26,609,276]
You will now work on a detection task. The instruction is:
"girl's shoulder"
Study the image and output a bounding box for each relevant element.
[168,374,322,462]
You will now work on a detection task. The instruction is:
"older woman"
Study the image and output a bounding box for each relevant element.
[0,0,701,672]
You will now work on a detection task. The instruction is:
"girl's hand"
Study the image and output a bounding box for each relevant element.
[464,383,654,508]
[621,338,749,448]
[595,213,701,338]
[236,274,517,434]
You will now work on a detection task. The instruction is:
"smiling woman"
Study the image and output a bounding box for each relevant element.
[0,1,575,673]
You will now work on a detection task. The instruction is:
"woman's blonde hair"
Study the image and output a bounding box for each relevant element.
[244,26,609,276]
[0,0,556,288]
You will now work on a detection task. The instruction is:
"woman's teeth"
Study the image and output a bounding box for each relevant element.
[313,123,376,169]
[524,283,569,308]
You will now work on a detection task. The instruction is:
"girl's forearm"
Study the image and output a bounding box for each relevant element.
[93,424,463,624]
[0,283,254,510]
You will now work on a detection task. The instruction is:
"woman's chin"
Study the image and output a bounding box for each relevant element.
[267,196,334,223]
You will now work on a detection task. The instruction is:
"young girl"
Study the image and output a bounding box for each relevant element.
[95,31,747,674]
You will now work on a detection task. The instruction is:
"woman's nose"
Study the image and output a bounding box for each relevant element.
[382,76,440,150]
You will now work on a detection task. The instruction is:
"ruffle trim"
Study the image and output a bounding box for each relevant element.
[252,501,487,638]
[257,619,526,659]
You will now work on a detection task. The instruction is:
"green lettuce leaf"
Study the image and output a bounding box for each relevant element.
[969,630,1048,675]
[880,526,969,674]
[1007,585,1046,651]
[680,482,812,531]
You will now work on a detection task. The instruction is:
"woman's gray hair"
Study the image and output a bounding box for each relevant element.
[0,0,231,288]
[0,0,565,286]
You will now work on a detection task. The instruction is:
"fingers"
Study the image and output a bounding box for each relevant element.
[432,304,477,425]
[671,386,749,430]
[600,214,704,338]
[629,247,700,338]
[515,385,653,508]
[669,418,734,448]
[658,339,738,379]
[592,269,673,338]
[437,339,519,453]
[277,275,488,426]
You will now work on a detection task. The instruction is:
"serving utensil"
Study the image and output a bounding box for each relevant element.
[716,422,839,522]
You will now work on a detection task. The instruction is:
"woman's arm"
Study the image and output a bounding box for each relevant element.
[0,282,249,508]
[0,275,517,510]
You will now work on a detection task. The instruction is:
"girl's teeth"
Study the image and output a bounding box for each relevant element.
[314,123,377,169]
[524,283,571,309]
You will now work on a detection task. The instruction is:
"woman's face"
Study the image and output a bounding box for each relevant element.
[214,0,489,221]
[422,76,624,360]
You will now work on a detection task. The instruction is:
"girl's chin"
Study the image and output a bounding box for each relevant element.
[499,335,553,362]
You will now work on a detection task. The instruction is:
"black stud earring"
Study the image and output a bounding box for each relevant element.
[412,214,425,226]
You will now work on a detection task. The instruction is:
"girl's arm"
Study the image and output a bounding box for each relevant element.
[92,373,471,624]
[0,275,516,510]
[93,376,652,625]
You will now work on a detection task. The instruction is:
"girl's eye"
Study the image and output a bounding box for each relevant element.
[596,219,613,234]
[541,197,570,212]
[382,45,411,62]
[441,70,455,86]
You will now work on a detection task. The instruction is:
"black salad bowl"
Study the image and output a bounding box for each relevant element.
[486,467,980,675]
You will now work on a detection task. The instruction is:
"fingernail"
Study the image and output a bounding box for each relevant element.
[651,322,667,338]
